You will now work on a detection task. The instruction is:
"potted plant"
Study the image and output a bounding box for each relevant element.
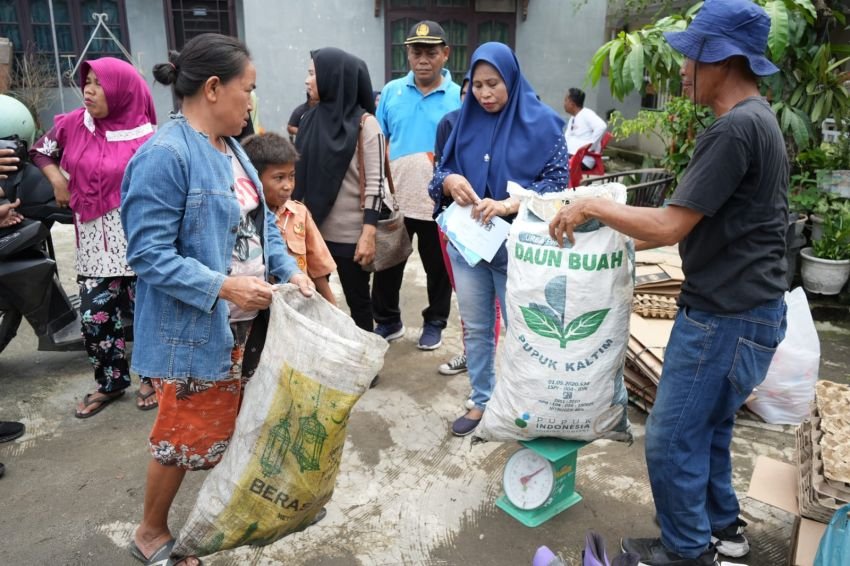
[788,174,817,235]
[817,129,850,198]
[792,147,834,239]
[800,209,850,295]
[811,194,850,242]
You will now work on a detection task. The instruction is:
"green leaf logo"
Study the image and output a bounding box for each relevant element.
[563,309,610,342]
[521,276,610,348]
[520,306,564,343]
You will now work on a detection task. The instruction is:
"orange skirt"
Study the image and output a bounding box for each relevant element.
[147,321,252,470]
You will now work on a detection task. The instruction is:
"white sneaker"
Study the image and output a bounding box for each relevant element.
[711,517,749,558]
[438,353,467,375]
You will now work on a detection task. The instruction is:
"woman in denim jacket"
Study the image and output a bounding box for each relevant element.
[121,33,314,566]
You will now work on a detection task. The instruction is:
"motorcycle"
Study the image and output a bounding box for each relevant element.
[0,135,86,354]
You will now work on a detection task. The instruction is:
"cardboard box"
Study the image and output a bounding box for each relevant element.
[748,456,827,566]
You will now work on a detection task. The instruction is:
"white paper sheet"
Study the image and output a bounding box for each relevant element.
[436,202,511,266]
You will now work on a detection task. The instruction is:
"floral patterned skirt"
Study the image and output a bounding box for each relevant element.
[147,321,253,470]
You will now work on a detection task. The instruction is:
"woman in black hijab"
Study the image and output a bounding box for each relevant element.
[295,48,386,333]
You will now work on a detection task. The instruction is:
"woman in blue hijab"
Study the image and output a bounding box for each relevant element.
[428,42,569,437]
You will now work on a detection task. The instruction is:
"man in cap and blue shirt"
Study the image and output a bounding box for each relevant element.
[373,21,461,353]
[550,1,788,564]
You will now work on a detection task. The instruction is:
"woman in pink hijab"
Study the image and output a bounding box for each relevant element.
[30,57,157,417]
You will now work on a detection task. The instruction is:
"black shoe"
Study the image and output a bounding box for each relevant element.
[711,517,749,558]
[369,375,379,389]
[620,538,718,566]
[0,421,24,443]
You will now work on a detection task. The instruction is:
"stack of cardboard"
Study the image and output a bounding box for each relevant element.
[632,247,684,319]
[796,381,850,523]
[625,313,673,411]
[625,247,682,410]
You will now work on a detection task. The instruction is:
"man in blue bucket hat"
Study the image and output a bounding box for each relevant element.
[550,0,789,564]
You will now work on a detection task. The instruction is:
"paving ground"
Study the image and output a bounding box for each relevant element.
[0,223,847,565]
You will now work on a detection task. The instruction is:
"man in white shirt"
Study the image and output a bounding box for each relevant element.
[564,88,607,169]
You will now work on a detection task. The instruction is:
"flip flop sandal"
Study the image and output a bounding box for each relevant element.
[136,388,159,411]
[74,390,125,419]
[129,538,204,566]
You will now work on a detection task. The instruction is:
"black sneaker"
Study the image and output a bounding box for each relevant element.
[711,517,749,558]
[620,538,718,566]
[0,421,24,443]
[438,353,467,375]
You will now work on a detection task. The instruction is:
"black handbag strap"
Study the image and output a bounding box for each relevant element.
[357,113,397,210]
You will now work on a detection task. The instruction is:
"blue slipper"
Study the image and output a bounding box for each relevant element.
[451,414,481,437]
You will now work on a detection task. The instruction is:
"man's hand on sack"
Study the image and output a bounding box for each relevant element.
[549,198,705,251]
[549,200,593,247]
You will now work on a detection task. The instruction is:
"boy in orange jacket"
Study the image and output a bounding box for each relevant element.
[242,132,337,304]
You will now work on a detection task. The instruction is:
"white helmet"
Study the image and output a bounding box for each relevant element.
[0,94,37,147]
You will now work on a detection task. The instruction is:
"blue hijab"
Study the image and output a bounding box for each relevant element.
[440,42,565,200]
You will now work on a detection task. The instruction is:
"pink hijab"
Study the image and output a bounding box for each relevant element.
[54,57,156,223]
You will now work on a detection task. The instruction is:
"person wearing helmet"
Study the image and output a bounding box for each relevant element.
[0,94,35,227]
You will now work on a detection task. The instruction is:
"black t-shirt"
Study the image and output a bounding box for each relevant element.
[288,101,312,128]
[434,108,460,165]
[669,97,788,313]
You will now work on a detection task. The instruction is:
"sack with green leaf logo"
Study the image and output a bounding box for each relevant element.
[477,183,634,443]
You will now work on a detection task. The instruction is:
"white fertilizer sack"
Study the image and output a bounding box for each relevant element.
[477,183,634,443]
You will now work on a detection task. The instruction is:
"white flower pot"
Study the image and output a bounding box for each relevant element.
[800,247,850,295]
[790,212,807,238]
[810,214,824,242]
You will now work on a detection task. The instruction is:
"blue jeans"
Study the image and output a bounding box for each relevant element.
[447,242,508,410]
[647,297,787,558]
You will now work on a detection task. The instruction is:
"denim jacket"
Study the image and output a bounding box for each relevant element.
[120,117,300,380]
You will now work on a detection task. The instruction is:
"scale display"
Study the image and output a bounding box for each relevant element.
[502,448,555,510]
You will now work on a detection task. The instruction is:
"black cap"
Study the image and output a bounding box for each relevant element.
[404,20,447,45]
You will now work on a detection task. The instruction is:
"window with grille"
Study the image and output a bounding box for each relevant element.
[0,0,129,76]
[164,0,236,51]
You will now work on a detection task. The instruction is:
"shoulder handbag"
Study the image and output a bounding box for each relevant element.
[357,113,413,273]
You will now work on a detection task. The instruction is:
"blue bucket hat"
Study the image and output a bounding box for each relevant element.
[663,0,779,76]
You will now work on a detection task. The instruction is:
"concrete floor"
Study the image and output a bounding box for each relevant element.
[0,223,845,565]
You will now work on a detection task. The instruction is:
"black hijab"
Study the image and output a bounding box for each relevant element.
[294,48,375,226]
